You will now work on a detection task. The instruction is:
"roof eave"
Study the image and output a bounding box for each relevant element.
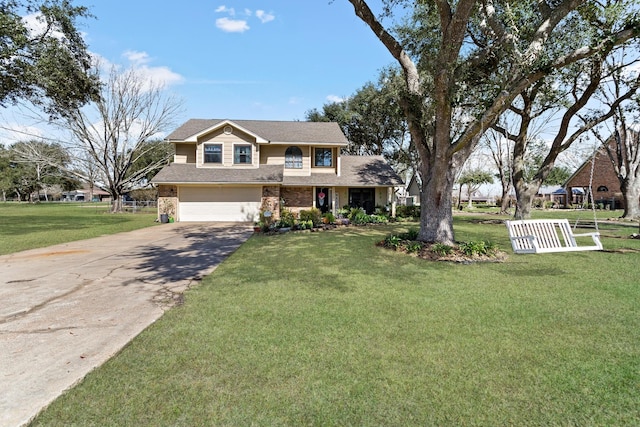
[182,119,269,143]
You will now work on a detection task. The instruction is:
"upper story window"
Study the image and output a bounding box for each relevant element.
[204,144,222,164]
[285,146,303,169]
[234,145,252,164]
[314,147,333,167]
[597,185,608,192]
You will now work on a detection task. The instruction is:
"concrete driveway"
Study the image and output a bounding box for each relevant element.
[0,223,253,427]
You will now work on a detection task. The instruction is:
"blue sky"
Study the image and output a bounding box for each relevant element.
[1,1,397,144]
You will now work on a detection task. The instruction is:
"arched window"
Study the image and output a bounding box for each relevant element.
[285,146,302,169]
[597,185,608,192]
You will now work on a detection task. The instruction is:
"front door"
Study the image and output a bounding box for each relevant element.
[349,188,375,214]
[316,187,331,213]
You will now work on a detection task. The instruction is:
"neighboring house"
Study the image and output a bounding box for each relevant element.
[62,187,111,202]
[405,173,495,206]
[150,119,404,222]
[531,185,584,208]
[402,174,421,206]
[565,144,623,209]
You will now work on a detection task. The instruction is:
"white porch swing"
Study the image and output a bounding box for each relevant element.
[505,145,603,254]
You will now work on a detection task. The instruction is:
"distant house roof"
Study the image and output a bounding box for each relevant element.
[166,119,349,146]
[151,156,403,187]
[538,185,562,195]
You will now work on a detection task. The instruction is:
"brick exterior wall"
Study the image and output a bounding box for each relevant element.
[157,185,178,218]
[158,185,177,197]
[281,187,313,215]
[566,150,622,207]
[261,186,281,219]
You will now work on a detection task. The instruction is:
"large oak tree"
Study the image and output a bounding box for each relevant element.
[347,0,640,244]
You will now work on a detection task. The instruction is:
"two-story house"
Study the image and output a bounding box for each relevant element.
[151,119,403,222]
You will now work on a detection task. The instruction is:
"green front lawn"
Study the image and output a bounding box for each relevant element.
[29,216,640,426]
[0,202,158,255]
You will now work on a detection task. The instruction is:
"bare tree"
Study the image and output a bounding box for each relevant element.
[586,47,640,219]
[31,65,184,212]
[495,50,640,219]
[10,139,70,201]
[481,128,513,214]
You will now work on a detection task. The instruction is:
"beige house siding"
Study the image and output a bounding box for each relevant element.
[260,145,311,176]
[174,143,196,164]
[195,127,258,168]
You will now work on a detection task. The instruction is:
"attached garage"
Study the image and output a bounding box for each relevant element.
[178,186,262,222]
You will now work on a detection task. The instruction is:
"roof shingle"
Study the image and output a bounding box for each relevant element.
[166,119,348,145]
[151,163,283,184]
[151,155,403,187]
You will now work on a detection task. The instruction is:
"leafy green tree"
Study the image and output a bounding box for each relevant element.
[0,145,14,200]
[346,0,640,244]
[457,169,494,209]
[0,0,100,117]
[307,67,417,178]
[543,166,572,186]
[0,144,37,200]
[124,139,174,183]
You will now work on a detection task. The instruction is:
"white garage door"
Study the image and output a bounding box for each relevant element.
[179,186,261,222]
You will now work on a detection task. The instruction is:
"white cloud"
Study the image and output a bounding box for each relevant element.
[121,50,184,89]
[215,5,235,15]
[0,121,47,145]
[326,95,345,103]
[214,5,274,32]
[22,12,64,40]
[123,50,151,66]
[216,17,250,33]
[255,10,275,23]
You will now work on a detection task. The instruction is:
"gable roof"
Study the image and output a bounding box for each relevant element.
[166,119,349,146]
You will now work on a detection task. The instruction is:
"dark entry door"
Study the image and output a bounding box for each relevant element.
[349,188,375,214]
[316,187,330,213]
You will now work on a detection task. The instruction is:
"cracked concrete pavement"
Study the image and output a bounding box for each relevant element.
[0,223,252,427]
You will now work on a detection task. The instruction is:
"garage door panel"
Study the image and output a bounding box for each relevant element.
[179,186,261,222]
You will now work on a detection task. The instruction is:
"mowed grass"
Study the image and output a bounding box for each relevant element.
[30,215,640,426]
[0,202,158,255]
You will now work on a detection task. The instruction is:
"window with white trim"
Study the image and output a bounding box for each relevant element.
[314,147,332,167]
[204,144,222,164]
[234,145,252,164]
[285,146,303,169]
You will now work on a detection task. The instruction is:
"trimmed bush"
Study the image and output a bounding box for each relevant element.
[299,208,322,226]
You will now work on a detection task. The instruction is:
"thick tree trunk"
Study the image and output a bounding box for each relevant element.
[418,161,457,245]
[620,177,640,218]
[513,181,538,220]
[500,183,511,214]
[110,193,123,213]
